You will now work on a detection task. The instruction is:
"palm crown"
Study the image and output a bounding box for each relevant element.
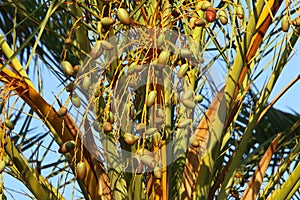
[0,0,299,199]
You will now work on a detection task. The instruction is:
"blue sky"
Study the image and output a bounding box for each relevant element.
[4,43,300,200]
[2,3,300,199]
[269,50,300,114]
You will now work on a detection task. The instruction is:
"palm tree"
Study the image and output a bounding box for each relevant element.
[0,0,299,199]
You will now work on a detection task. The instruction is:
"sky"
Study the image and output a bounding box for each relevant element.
[269,50,300,114]
[2,3,300,200]
[3,42,300,200]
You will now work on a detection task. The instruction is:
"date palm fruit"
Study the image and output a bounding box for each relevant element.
[146,91,157,107]
[177,118,192,128]
[100,40,114,50]
[73,65,80,74]
[190,137,200,147]
[58,140,76,153]
[206,7,216,22]
[195,94,203,103]
[117,8,131,25]
[236,5,244,19]
[145,127,157,135]
[0,161,5,173]
[157,50,170,65]
[154,117,165,125]
[90,41,103,60]
[57,106,67,117]
[61,61,74,76]
[153,131,161,145]
[91,83,96,93]
[156,109,165,118]
[65,141,76,152]
[124,133,136,146]
[136,123,146,133]
[182,99,196,109]
[172,8,180,18]
[76,162,87,180]
[71,95,81,108]
[201,1,212,11]
[101,17,115,26]
[218,10,228,25]
[5,119,14,130]
[103,122,113,133]
[194,18,206,27]
[182,89,194,100]
[178,63,189,78]
[128,62,142,74]
[152,59,163,70]
[282,16,290,32]
[82,76,91,91]
[154,166,162,179]
[199,57,205,63]
[141,154,156,168]
[64,38,72,45]
[66,82,74,92]
[157,34,165,47]
[189,18,196,29]
[292,17,300,27]
[180,48,193,58]
[137,148,152,156]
